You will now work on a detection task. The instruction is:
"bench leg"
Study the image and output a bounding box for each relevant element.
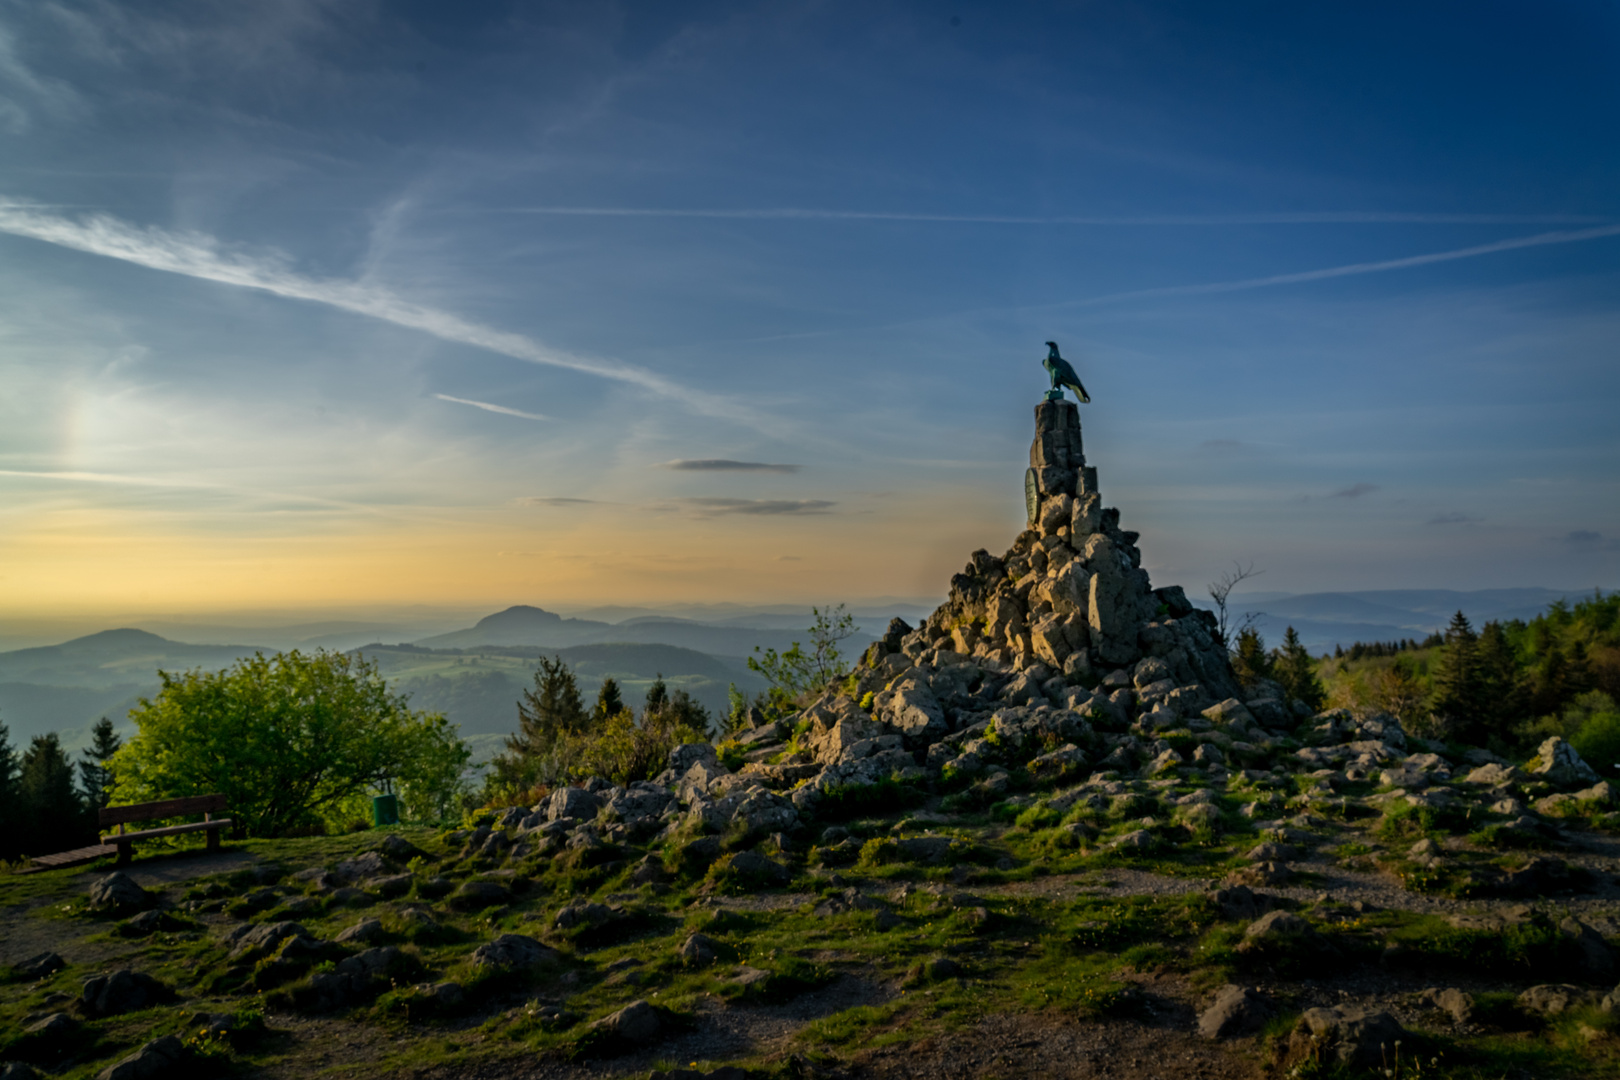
[116,840,132,867]
[207,827,220,852]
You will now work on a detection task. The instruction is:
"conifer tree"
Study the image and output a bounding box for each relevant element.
[0,717,20,861]
[1429,611,1483,740]
[592,677,625,724]
[79,717,122,810]
[18,733,90,856]
[1232,627,1273,687]
[511,656,588,751]
[1474,621,1524,742]
[1274,626,1327,712]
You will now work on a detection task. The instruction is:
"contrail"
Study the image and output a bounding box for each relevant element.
[480,207,1608,226]
[1079,223,1620,305]
[434,393,549,421]
[0,468,219,488]
[0,198,746,422]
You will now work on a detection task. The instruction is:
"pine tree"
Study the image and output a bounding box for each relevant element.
[1232,627,1273,688]
[1273,626,1327,712]
[643,675,669,717]
[0,717,20,861]
[591,678,624,724]
[79,717,122,809]
[1474,621,1524,743]
[1429,611,1483,741]
[511,655,588,752]
[18,733,90,857]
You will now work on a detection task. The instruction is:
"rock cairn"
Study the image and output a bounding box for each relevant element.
[454,396,1613,889]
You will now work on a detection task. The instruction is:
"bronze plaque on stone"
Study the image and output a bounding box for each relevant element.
[1024,468,1039,525]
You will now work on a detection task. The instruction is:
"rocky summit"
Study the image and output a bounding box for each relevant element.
[2,398,1618,1080]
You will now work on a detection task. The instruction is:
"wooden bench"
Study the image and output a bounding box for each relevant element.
[100,794,233,866]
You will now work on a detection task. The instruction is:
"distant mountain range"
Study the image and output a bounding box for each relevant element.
[1,589,1605,753]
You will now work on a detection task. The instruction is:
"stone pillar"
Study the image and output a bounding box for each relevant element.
[1029,399,1085,499]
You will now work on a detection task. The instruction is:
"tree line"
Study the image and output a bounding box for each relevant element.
[0,717,121,862]
[1321,591,1620,771]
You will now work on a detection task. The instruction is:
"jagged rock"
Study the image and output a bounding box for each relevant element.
[295,947,405,1011]
[719,850,791,885]
[555,901,617,930]
[18,952,66,980]
[88,872,147,912]
[589,999,662,1043]
[0,1062,42,1080]
[1198,984,1274,1038]
[414,981,465,1009]
[1495,856,1581,897]
[547,786,603,822]
[379,834,422,861]
[1528,737,1599,788]
[80,969,169,1018]
[23,1012,77,1041]
[1028,743,1087,782]
[678,933,718,966]
[96,1035,187,1080]
[1574,780,1615,804]
[1289,1007,1406,1070]
[368,873,413,899]
[1207,885,1273,921]
[1558,917,1616,979]
[469,934,557,972]
[227,920,308,962]
[1518,984,1589,1016]
[335,919,383,944]
[450,880,511,911]
[333,851,387,881]
[1418,987,1475,1024]
[1464,762,1521,786]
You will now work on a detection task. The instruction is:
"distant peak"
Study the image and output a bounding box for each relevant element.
[475,605,562,627]
[63,627,175,647]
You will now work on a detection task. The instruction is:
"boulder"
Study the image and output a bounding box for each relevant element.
[335,919,383,944]
[0,1063,41,1080]
[227,920,309,962]
[449,880,511,911]
[80,969,169,1018]
[95,1035,187,1080]
[1418,987,1474,1024]
[1464,762,1521,786]
[1198,984,1275,1039]
[378,834,422,861]
[588,999,662,1044]
[555,901,617,931]
[1558,917,1616,979]
[87,872,147,913]
[678,932,718,966]
[1528,737,1599,788]
[1027,744,1087,782]
[469,934,557,972]
[1518,984,1589,1017]
[547,786,603,823]
[414,981,465,1009]
[368,873,413,899]
[23,1012,77,1041]
[719,850,790,886]
[17,952,65,980]
[333,851,387,881]
[1289,1008,1405,1071]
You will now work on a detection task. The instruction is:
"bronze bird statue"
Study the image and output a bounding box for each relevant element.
[1042,341,1090,403]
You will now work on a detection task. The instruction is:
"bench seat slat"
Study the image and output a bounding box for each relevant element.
[101,794,228,827]
[103,819,233,844]
[31,844,116,868]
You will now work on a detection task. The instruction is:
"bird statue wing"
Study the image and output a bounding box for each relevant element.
[1051,355,1091,403]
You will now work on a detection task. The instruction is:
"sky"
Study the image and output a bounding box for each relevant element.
[1,0,1617,628]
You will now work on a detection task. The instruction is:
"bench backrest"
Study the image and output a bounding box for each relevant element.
[101,794,228,828]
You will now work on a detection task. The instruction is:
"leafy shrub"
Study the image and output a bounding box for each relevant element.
[817,776,926,820]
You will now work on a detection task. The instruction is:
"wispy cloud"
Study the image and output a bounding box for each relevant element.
[1080,225,1620,306]
[0,468,216,488]
[672,497,834,517]
[520,496,600,507]
[0,198,748,422]
[659,458,801,473]
[1562,530,1620,550]
[1331,482,1379,499]
[434,393,548,421]
[479,207,1609,227]
[1428,512,1482,525]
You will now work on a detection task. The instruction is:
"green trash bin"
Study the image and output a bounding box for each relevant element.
[372,793,400,827]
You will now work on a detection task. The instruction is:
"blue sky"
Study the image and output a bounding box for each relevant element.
[0,0,1616,622]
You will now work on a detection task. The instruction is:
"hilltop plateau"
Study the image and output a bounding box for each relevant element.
[2,399,1617,1080]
